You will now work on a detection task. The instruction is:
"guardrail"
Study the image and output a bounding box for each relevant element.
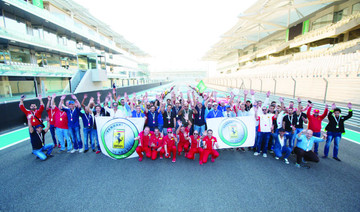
[207,86,360,127]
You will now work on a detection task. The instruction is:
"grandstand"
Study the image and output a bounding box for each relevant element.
[203,0,360,105]
[0,0,153,102]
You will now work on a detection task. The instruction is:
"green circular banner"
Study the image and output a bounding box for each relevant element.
[218,118,248,146]
[100,118,139,159]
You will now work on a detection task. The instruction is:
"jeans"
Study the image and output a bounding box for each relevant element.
[312,132,321,153]
[49,125,57,145]
[32,144,54,160]
[257,132,271,153]
[291,128,303,148]
[324,131,342,158]
[158,124,163,133]
[83,127,95,150]
[92,129,100,150]
[284,132,293,148]
[253,126,259,149]
[69,125,83,150]
[56,128,72,151]
[274,146,291,159]
[194,125,205,136]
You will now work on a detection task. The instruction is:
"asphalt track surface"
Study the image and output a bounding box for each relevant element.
[1,83,360,211]
[0,131,359,212]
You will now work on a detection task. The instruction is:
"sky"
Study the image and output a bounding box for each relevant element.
[73,0,255,72]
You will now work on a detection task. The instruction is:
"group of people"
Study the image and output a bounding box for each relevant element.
[20,85,353,168]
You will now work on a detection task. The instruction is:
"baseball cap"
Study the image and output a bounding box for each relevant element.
[167,128,173,133]
[68,100,75,104]
[313,109,320,113]
[34,124,43,129]
[226,105,231,108]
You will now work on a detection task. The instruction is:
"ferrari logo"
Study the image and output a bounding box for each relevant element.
[229,125,238,138]
[113,129,125,149]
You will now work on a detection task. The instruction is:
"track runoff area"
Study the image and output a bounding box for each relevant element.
[0,83,359,211]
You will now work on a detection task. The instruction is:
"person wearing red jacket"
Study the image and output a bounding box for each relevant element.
[46,94,58,148]
[307,103,328,154]
[150,128,165,160]
[202,129,220,164]
[176,122,190,155]
[186,130,204,165]
[135,127,152,162]
[164,128,178,162]
[19,94,44,127]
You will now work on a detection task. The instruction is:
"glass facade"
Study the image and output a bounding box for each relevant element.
[312,13,333,30]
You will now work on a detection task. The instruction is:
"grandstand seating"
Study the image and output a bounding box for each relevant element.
[292,13,360,46]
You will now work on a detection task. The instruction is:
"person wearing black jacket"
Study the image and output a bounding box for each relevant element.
[324,103,353,161]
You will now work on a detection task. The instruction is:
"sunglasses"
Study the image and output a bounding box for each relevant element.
[167,131,173,133]
[193,133,198,135]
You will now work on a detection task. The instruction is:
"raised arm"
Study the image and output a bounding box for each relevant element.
[81,94,88,109]
[38,94,44,106]
[296,97,302,116]
[50,93,56,108]
[96,92,101,105]
[46,95,51,110]
[343,103,353,120]
[59,95,66,109]
[27,114,34,133]
[71,94,81,109]
[44,117,51,133]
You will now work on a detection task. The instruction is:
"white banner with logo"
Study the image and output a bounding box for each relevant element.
[96,117,145,160]
[206,116,256,148]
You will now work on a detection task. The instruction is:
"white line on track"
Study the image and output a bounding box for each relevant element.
[0,138,29,151]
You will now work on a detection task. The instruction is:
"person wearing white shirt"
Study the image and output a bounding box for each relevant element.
[254,105,276,158]
[104,101,127,118]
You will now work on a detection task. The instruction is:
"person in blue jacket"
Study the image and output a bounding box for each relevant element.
[273,128,291,164]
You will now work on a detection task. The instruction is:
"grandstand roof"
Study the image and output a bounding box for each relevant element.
[203,0,343,60]
[49,0,149,57]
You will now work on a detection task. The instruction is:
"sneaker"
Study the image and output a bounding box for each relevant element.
[159,156,163,160]
[54,144,57,148]
[70,149,76,153]
[199,161,203,165]
[58,144,61,148]
[172,159,176,163]
[211,158,215,163]
[84,149,89,153]
[284,158,289,164]
[254,152,260,156]
[295,163,301,168]
[92,149,96,152]
[263,153,267,158]
[46,154,54,158]
[75,149,79,152]
[269,150,274,154]
[58,149,65,153]
[79,149,85,153]
[322,156,328,159]
[138,157,143,162]
[275,156,279,160]
[333,157,341,162]
[240,148,245,152]
[302,158,307,164]
[96,150,101,154]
